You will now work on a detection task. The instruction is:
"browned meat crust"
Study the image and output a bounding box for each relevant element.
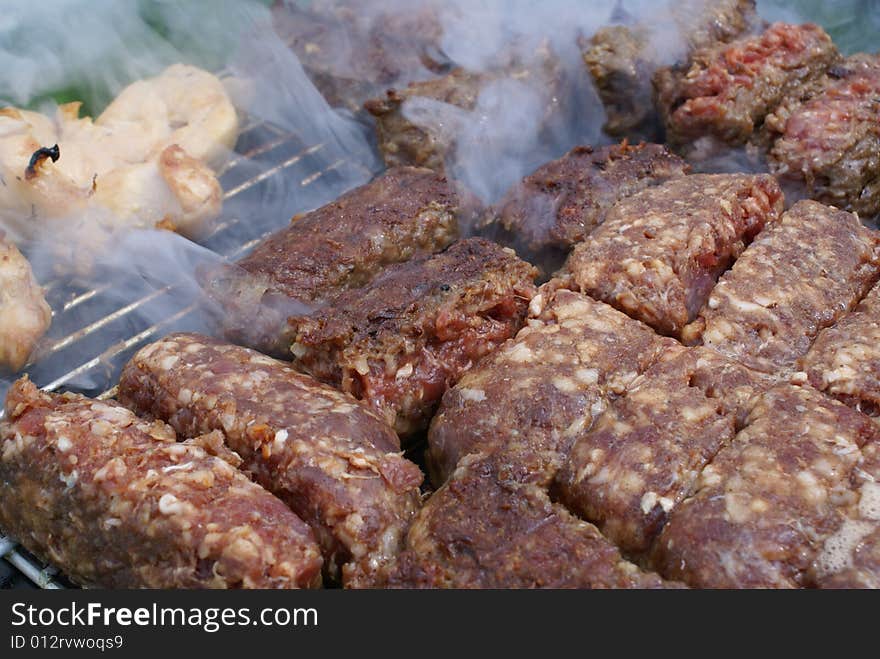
[584,25,659,141]
[800,282,880,418]
[204,167,460,357]
[563,173,783,337]
[291,238,537,437]
[488,142,689,254]
[655,22,839,151]
[556,345,772,556]
[684,200,880,374]
[364,44,564,171]
[767,53,880,219]
[584,0,758,139]
[651,384,879,588]
[0,378,322,589]
[387,449,679,589]
[117,333,423,587]
[365,68,488,171]
[427,286,673,487]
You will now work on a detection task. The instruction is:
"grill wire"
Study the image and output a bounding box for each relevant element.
[0,101,364,588]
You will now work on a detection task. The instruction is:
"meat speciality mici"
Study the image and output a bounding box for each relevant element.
[583,0,758,140]
[812,440,880,588]
[655,22,839,153]
[387,448,680,589]
[272,2,448,116]
[0,378,322,589]
[651,384,879,588]
[766,53,880,219]
[117,333,423,587]
[290,238,537,437]
[683,200,880,374]
[365,68,490,171]
[427,287,674,487]
[204,166,460,357]
[798,281,880,418]
[556,345,772,556]
[364,44,564,171]
[487,142,689,256]
[562,173,784,338]
[0,234,51,372]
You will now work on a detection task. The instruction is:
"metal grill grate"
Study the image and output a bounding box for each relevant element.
[0,110,365,588]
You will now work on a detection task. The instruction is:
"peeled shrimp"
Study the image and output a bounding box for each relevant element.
[0,233,51,372]
[0,64,237,245]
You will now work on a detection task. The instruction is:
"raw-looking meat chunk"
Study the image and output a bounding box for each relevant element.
[812,440,880,589]
[557,346,772,555]
[655,22,839,151]
[563,173,783,337]
[584,0,758,139]
[767,53,880,219]
[427,286,673,487]
[799,282,880,418]
[684,200,880,374]
[117,333,423,587]
[0,379,322,589]
[651,385,879,588]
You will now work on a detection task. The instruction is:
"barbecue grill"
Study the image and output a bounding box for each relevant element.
[0,83,369,587]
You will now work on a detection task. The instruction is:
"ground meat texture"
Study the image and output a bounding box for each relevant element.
[563,173,783,338]
[684,200,880,375]
[651,384,878,588]
[556,345,772,556]
[799,282,880,418]
[387,450,678,589]
[0,233,51,373]
[364,45,564,171]
[365,68,486,171]
[117,333,423,588]
[204,167,459,357]
[0,378,322,589]
[655,22,839,151]
[488,142,689,255]
[767,53,880,219]
[426,286,674,487]
[583,25,659,141]
[291,238,537,438]
[583,0,758,140]
[812,440,880,589]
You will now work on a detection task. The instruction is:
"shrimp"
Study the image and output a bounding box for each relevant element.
[0,232,51,372]
[0,64,237,248]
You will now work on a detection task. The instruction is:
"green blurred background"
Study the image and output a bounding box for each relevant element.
[0,0,877,117]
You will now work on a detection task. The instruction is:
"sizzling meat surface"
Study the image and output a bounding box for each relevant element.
[489,142,689,255]
[291,238,537,437]
[205,166,460,357]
